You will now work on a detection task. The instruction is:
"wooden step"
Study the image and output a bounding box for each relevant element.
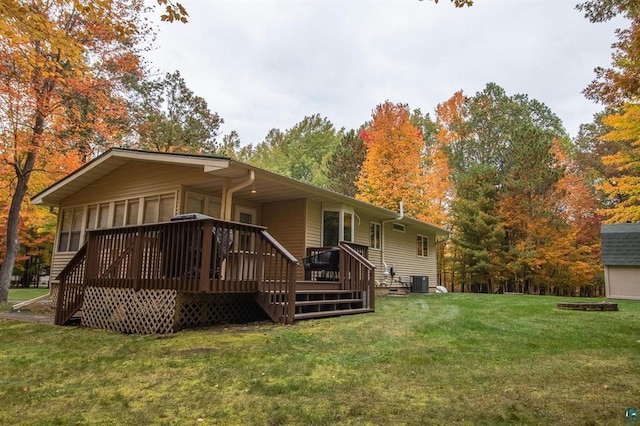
[296,281,342,291]
[294,307,373,321]
[295,298,362,306]
[295,289,358,295]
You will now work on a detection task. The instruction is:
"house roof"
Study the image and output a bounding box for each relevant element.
[32,148,450,237]
[601,223,640,266]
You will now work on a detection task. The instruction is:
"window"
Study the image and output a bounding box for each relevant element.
[323,211,340,246]
[86,203,110,232]
[126,199,139,225]
[58,207,84,252]
[370,222,381,250]
[235,207,256,251]
[417,234,429,257]
[185,192,221,218]
[56,192,177,253]
[143,193,174,223]
[322,208,355,247]
[113,201,125,227]
[343,211,353,243]
[392,223,405,233]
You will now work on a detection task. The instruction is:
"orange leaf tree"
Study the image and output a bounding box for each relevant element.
[441,84,600,294]
[0,0,149,301]
[355,101,429,219]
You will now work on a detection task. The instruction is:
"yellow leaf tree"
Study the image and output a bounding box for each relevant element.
[599,103,640,222]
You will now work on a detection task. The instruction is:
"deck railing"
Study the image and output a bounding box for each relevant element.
[304,242,369,281]
[338,242,376,310]
[256,230,298,324]
[54,244,87,325]
[55,217,299,324]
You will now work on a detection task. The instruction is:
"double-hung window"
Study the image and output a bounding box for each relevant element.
[58,207,84,252]
[370,222,381,250]
[322,208,354,247]
[416,234,429,257]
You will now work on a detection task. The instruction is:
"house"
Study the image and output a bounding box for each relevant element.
[32,148,449,333]
[601,223,640,300]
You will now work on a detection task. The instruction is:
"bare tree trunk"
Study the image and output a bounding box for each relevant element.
[0,144,39,302]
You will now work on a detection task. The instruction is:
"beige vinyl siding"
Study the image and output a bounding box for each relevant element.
[61,162,196,207]
[382,222,437,290]
[51,252,75,282]
[305,199,322,248]
[263,199,306,281]
[51,162,208,280]
[605,266,640,300]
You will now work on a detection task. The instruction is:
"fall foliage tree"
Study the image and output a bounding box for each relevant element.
[577,0,640,105]
[598,103,640,222]
[355,101,428,218]
[439,84,601,294]
[577,0,640,223]
[0,0,149,302]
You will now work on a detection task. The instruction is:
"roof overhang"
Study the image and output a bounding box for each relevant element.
[31,148,450,237]
[31,149,230,206]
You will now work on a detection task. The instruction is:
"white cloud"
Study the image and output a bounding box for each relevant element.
[144,0,623,145]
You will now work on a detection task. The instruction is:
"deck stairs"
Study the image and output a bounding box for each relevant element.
[258,280,374,323]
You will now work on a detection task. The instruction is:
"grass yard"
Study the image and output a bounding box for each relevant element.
[4,287,50,303]
[1,293,639,425]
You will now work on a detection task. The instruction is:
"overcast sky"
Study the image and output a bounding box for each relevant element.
[143,0,623,146]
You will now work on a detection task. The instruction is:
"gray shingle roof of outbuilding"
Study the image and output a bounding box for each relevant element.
[601,223,640,266]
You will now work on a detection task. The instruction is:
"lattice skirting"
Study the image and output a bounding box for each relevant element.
[83,287,177,334]
[50,282,59,305]
[174,293,268,331]
[81,288,268,334]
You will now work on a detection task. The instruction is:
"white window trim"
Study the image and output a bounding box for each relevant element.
[370,221,381,250]
[55,190,178,254]
[417,234,429,258]
[57,206,88,253]
[321,207,355,246]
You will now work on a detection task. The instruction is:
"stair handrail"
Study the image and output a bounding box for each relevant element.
[258,229,298,324]
[338,242,375,270]
[338,242,376,311]
[54,243,88,325]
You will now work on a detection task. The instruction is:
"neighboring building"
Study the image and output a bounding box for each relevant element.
[601,223,640,300]
[32,149,449,332]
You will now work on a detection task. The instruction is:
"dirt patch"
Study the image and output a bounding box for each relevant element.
[1,299,55,324]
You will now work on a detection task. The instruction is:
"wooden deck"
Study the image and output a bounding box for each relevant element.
[55,217,375,332]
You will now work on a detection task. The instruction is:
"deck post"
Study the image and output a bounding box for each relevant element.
[287,265,296,324]
[369,270,375,311]
[84,233,97,283]
[131,228,144,290]
[199,220,213,292]
[255,236,265,291]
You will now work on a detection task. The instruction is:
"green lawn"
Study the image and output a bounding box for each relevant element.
[6,287,50,303]
[1,293,638,425]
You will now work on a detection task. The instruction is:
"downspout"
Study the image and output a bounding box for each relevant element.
[221,170,255,221]
[381,201,404,274]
